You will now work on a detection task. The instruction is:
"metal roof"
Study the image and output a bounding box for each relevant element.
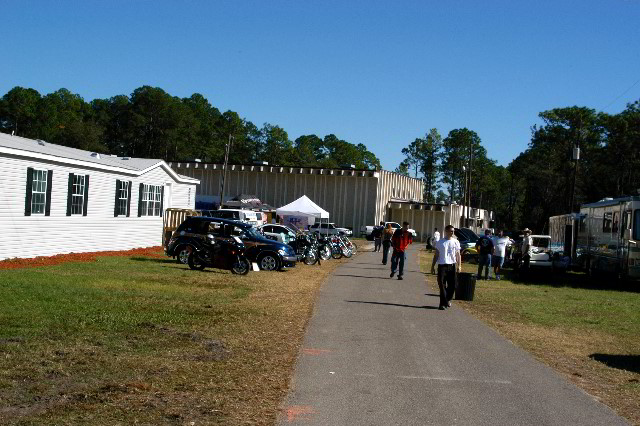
[0,132,161,171]
[581,196,640,208]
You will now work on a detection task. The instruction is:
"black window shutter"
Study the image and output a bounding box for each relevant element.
[66,173,74,216]
[160,185,164,216]
[138,183,144,217]
[25,167,34,216]
[126,181,132,217]
[45,170,53,216]
[82,175,89,216]
[114,179,121,217]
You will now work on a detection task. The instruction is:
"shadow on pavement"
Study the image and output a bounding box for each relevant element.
[334,274,392,279]
[346,300,440,310]
[589,354,640,374]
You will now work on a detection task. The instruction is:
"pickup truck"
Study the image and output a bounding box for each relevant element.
[309,222,352,236]
[361,222,417,240]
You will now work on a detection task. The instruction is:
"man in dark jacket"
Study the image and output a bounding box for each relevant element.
[372,221,384,252]
[475,229,494,280]
[390,221,413,280]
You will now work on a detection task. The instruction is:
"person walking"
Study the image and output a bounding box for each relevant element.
[430,224,461,310]
[390,221,413,280]
[492,230,511,280]
[475,229,494,280]
[381,223,394,265]
[372,221,384,252]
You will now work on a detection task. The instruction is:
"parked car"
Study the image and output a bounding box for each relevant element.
[166,216,297,271]
[208,209,260,226]
[309,222,352,236]
[258,224,298,244]
[511,234,570,271]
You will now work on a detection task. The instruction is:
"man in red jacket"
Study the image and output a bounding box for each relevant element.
[390,221,413,280]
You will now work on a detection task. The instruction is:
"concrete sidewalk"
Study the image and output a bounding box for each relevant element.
[277,245,628,425]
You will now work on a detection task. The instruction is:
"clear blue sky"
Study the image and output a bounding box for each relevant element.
[2,0,639,171]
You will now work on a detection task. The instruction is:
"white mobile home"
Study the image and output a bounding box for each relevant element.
[0,133,199,260]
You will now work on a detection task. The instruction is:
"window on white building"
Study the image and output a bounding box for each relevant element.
[66,173,89,216]
[139,184,164,217]
[31,169,48,214]
[114,180,132,217]
[25,167,53,216]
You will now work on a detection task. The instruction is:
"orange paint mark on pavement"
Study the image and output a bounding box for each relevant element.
[302,348,332,355]
[286,405,315,422]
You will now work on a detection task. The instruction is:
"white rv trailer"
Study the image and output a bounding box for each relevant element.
[575,196,640,279]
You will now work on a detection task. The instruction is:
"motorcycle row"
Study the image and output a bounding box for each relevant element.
[187,232,357,275]
[290,233,358,265]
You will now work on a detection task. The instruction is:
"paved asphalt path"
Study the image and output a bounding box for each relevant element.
[277,244,628,426]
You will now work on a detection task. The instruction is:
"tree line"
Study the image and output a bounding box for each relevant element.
[0,86,381,170]
[398,102,640,232]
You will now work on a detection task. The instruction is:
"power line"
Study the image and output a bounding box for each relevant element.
[601,77,640,111]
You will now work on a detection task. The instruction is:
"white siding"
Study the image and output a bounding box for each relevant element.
[0,154,196,260]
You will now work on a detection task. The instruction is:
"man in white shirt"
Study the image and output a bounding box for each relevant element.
[492,230,512,280]
[430,224,461,310]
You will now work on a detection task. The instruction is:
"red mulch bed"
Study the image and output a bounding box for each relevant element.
[0,247,166,270]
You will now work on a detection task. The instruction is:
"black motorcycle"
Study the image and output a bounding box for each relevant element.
[187,236,251,275]
[289,234,320,265]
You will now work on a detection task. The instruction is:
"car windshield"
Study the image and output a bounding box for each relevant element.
[459,228,479,242]
[532,237,550,249]
[238,226,263,240]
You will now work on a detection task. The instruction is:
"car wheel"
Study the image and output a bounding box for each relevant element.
[177,245,193,264]
[259,253,279,271]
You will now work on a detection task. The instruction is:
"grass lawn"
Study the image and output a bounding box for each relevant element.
[0,248,351,425]
[420,249,640,425]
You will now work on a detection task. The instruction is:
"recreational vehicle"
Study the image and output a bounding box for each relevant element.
[575,196,640,279]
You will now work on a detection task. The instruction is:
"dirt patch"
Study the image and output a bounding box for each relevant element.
[0,246,165,270]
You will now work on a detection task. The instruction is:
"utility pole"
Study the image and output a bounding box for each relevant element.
[219,134,234,208]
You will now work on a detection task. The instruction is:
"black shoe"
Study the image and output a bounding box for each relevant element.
[390,271,395,278]
[397,276,403,280]
[438,305,446,310]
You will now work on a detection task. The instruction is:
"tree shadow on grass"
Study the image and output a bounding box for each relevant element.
[346,300,440,310]
[589,354,640,374]
[501,268,640,293]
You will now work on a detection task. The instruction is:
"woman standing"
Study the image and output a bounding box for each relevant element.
[381,223,394,265]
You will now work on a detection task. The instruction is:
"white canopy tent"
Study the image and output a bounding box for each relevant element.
[276,195,329,231]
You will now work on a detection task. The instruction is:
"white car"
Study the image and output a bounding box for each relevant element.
[257,224,297,244]
[517,235,569,270]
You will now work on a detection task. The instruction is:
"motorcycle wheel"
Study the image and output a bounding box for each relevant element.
[320,246,331,260]
[349,242,357,255]
[331,247,343,259]
[303,250,318,265]
[231,257,250,275]
[187,253,206,271]
[342,248,353,258]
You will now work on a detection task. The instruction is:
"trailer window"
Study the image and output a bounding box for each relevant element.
[634,210,640,240]
[603,212,612,233]
[622,211,630,238]
[612,212,619,234]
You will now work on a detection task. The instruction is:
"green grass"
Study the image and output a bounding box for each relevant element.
[0,249,345,425]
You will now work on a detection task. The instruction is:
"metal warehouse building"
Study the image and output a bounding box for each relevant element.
[169,162,423,234]
[169,162,494,240]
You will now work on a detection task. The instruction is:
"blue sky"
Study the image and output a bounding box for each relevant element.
[1,0,639,171]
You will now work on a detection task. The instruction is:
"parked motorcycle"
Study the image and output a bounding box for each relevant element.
[187,236,250,275]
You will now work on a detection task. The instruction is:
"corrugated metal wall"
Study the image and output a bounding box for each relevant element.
[170,163,424,234]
